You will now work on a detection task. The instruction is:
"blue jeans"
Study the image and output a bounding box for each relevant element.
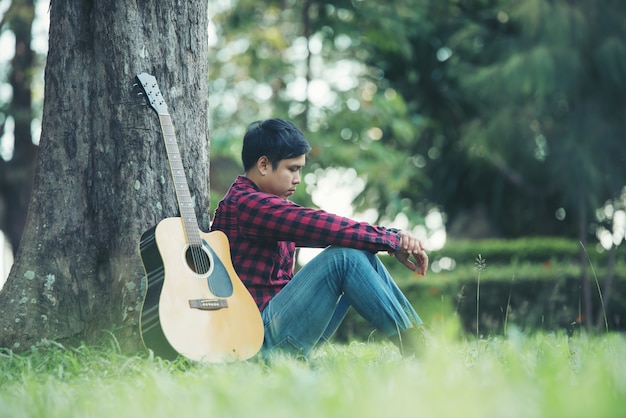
[260,246,422,357]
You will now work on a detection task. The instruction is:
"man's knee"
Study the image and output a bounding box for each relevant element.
[325,246,372,260]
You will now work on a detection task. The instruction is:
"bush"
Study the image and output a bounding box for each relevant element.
[335,237,626,342]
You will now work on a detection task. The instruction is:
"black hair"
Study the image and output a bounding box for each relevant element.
[241,118,312,172]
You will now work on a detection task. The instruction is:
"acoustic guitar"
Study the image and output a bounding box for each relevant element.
[135,72,264,363]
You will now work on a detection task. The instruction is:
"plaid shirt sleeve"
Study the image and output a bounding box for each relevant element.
[237,192,401,252]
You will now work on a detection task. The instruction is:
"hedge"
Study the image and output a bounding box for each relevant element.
[334,237,626,342]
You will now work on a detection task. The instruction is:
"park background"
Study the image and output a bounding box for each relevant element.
[0,0,625,343]
[0,2,625,417]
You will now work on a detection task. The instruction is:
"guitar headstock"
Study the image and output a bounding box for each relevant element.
[135,72,169,115]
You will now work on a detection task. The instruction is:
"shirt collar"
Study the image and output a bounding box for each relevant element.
[234,175,260,191]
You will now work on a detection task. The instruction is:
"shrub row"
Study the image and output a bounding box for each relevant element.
[335,238,626,341]
[427,236,626,264]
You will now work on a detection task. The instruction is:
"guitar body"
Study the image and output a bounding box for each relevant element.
[139,217,264,363]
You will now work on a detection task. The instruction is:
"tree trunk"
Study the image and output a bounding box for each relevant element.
[0,0,210,351]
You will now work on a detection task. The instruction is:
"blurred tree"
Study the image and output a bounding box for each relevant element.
[207,0,432,224]
[448,0,626,240]
[0,0,38,255]
[209,0,626,244]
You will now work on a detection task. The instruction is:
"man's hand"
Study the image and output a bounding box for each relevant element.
[393,231,429,276]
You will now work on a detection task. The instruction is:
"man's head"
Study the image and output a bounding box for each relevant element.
[242,118,311,172]
[242,119,312,200]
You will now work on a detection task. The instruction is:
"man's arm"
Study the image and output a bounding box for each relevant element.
[237,192,400,252]
[237,192,428,276]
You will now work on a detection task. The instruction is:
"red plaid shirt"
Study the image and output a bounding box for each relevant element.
[211,176,402,311]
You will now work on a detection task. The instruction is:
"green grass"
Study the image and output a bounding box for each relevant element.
[1,327,625,418]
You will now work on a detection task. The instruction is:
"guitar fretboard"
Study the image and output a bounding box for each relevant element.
[158,113,202,246]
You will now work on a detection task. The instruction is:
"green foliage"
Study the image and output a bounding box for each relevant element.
[447,0,626,237]
[1,333,625,417]
[208,0,626,241]
[208,0,434,220]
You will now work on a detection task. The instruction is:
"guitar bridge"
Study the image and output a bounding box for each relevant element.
[189,299,228,311]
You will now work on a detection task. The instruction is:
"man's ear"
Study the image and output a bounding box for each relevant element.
[256,156,270,175]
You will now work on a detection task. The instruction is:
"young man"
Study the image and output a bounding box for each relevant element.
[211,118,428,358]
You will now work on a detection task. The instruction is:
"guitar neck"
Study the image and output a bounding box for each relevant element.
[158,113,202,246]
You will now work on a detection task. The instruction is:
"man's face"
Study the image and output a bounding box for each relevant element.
[259,155,305,200]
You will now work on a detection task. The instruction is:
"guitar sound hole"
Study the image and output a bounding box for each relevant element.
[185,245,211,275]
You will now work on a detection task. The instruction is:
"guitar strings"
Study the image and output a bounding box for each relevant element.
[156,114,211,276]
[189,242,210,275]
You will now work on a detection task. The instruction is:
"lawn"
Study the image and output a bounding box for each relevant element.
[1,327,625,418]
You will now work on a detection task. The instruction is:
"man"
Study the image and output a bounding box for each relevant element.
[211,118,428,358]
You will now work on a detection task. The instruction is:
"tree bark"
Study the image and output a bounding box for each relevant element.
[0,0,210,351]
